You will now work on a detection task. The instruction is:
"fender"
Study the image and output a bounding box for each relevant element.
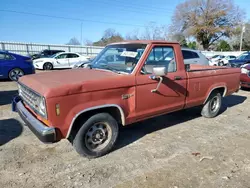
[66,104,125,138]
[203,85,227,104]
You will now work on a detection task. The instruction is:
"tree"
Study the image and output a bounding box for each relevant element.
[170,0,244,50]
[84,39,93,46]
[170,33,188,46]
[141,22,168,40]
[66,37,81,45]
[216,40,231,51]
[188,41,197,49]
[93,28,124,46]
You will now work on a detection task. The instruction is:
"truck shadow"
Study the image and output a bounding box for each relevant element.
[0,118,23,146]
[0,90,18,106]
[115,94,246,151]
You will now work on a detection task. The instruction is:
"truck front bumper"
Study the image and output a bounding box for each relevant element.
[12,96,56,143]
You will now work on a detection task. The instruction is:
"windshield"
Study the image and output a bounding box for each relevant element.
[237,53,248,60]
[90,44,147,74]
[50,53,60,58]
[211,55,219,58]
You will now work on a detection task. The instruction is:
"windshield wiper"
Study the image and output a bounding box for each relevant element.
[93,65,127,74]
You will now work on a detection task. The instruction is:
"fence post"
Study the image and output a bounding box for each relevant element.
[26,44,30,56]
[1,42,5,50]
[86,47,89,56]
[48,45,50,50]
[68,46,71,52]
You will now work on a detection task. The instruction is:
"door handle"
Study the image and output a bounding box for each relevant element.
[174,76,182,80]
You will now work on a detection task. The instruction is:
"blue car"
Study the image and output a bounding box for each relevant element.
[228,52,250,67]
[0,50,35,81]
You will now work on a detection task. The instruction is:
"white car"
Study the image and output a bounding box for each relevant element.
[33,52,89,70]
[218,55,236,66]
[209,55,225,66]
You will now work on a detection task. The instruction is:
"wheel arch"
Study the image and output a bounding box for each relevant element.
[203,86,227,104]
[66,104,125,139]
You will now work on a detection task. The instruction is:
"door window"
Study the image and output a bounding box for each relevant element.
[0,53,14,60]
[182,50,194,59]
[0,54,5,60]
[67,53,79,58]
[56,54,67,59]
[142,46,176,74]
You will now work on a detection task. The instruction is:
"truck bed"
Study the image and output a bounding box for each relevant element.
[185,64,240,108]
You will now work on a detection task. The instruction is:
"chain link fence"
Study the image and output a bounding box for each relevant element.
[0,41,104,57]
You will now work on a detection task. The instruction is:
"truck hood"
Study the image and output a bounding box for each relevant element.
[18,69,131,98]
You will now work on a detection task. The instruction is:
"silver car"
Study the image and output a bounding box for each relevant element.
[181,48,209,66]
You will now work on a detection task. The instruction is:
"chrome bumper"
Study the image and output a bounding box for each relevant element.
[13,97,56,143]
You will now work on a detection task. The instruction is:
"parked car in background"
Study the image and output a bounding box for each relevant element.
[227,52,250,67]
[0,50,35,81]
[209,55,225,66]
[13,40,240,158]
[181,48,209,65]
[218,55,236,66]
[240,63,250,89]
[33,52,89,70]
[31,49,65,60]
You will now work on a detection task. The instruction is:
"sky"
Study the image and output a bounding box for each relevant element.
[0,0,249,44]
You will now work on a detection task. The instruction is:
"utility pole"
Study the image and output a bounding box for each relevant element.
[80,22,83,45]
[240,24,245,52]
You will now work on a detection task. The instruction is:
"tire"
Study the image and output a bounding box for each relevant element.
[201,92,222,118]
[43,62,53,70]
[8,68,24,81]
[72,113,119,158]
[218,61,224,66]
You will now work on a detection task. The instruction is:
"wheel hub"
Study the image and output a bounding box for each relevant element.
[91,129,106,144]
[210,96,218,112]
[85,122,111,151]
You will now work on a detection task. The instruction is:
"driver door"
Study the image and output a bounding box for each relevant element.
[67,53,81,68]
[135,45,187,120]
[54,53,69,68]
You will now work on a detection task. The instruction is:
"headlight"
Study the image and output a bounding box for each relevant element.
[241,68,249,74]
[38,97,47,117]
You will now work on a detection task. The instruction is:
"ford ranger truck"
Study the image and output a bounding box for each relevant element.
[12,41,241,158]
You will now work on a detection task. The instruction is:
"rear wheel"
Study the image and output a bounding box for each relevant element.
[72,113,119,158]
[201,92,222,118]
[8,68,24,81]
[43,62,53,70]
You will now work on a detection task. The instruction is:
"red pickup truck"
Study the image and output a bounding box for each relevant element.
[12,41,241,158]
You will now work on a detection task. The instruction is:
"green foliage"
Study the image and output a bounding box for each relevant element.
[187,41,197,49]
[216,40,231,51]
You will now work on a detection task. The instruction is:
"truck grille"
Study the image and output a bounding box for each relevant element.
[18,83,40,111]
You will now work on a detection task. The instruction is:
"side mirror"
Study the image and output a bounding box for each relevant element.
[152,66,167,76]
[149,66,167,93]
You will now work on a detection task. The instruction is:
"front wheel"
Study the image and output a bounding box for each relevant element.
[43,62,53,70]
[72,113,119,158]
[219,61,225,66]
[201,92,222,118]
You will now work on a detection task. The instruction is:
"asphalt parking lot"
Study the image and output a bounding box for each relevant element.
[1,71,250,188]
